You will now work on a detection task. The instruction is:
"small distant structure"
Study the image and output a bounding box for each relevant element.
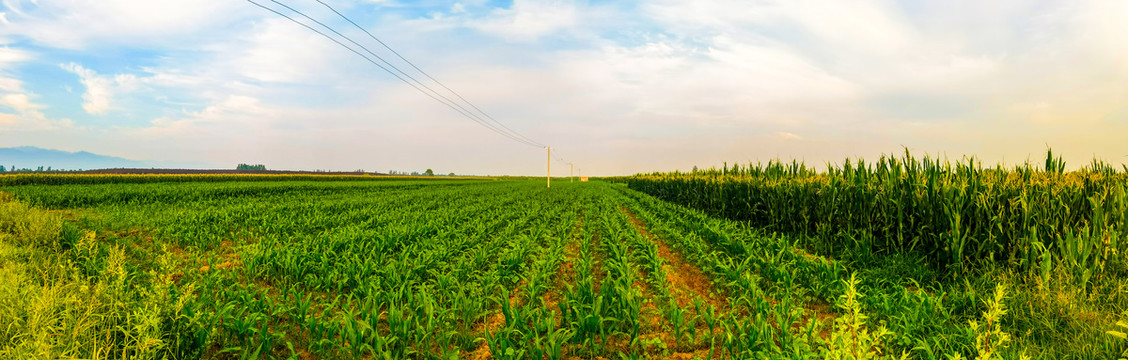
[580,176,589,182]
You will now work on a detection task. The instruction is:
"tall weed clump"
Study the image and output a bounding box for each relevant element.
[0,193,203,359]
[824,273,907,360]
[0,194,61,248]
[967,284,1011,360]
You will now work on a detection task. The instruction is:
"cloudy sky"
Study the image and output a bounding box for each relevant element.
[1,0,1126,175]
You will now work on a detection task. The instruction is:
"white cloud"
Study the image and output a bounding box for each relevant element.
[56,62,149,115]
[0,93,38,112]
[225,19,346,84]
[0,92,75,131]
[0,46,30,64]
[0,43,73,131]
[99,15,365,102]
[0,0,251,49]
[776,132,803,141]
[0,47,24,93]
[141,95,275,136]
[451,3,467,14]
[468,0,579,41]
[60,63,116,114]
[0,77,20,93]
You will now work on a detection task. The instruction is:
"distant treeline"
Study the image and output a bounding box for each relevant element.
[236,164,267,171]
[0,163,499,180]
[0,174,493,186]
[0,165,86,173]
[387,169,459,177]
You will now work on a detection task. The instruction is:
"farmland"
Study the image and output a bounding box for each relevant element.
[0,159,1126,359]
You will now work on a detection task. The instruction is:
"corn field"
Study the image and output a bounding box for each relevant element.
[1,169,1126,359]
[622,150,1128,276]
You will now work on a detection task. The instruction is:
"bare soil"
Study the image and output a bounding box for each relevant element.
[619,206,728,311]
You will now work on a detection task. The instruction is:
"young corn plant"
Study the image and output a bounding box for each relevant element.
[665,302,690,350]
[485,327,527,360]
[694,297,717,336]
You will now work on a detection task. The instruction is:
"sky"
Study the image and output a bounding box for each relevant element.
[1,0,1126,175]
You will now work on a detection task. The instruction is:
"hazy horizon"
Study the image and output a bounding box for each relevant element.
[2,0,1127,176]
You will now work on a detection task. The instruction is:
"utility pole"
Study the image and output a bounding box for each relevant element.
[546,147,551,188]
[570,163,574,182]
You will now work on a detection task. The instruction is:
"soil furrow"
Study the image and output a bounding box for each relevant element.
[619,206,727,311]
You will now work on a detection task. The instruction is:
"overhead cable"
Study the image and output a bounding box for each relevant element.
[247,0,544,148]
[314,0,546,148]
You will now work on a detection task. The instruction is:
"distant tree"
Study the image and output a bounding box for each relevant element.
[36,166,44,172]
[0,165,5,172]
[236,163,267,171]
[448,172,456,177]
[411,171,420,176]
[424,169,434,176]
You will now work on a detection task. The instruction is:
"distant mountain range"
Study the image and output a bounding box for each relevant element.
[0,146,150,171]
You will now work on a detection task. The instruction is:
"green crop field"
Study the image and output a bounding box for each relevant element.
[1,155,1126,360]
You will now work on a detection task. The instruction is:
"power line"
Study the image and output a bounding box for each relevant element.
[247,0,543,148]
[265,0,541,148]
[247,0,579,172]
[314,0,546,148]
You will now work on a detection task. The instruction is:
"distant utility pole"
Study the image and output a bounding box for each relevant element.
[570,163,574,182]
[546,147,551,188]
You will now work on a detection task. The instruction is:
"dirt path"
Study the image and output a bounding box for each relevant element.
[617,206,735,359]
[619,206,728,312]
[620,207,838,343]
